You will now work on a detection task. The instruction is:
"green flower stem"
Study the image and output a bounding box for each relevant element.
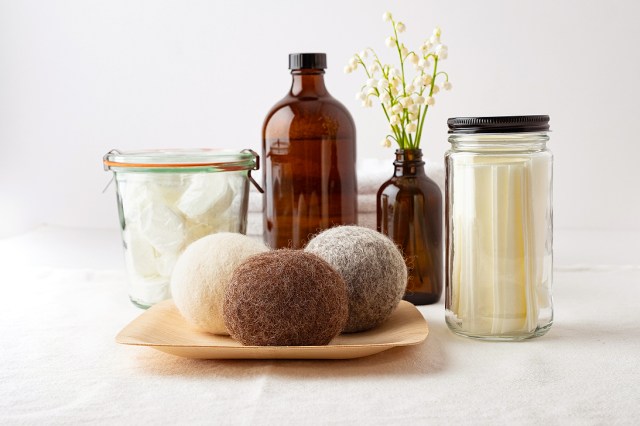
[358,57,371,79]
[435,71,449,81]
[391,18,411,148]
[415,57,438,147]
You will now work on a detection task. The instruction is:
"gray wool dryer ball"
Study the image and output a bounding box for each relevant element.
[305,226,407,333]
[170,232,269,335]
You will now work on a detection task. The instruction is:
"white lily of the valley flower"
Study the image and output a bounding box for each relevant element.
[436,44,448,60]
[380,137,392,148]
[399,96,413,108]
[422,41,433,52]
[345,14,450,149]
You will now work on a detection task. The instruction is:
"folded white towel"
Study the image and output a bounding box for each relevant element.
[358,194,377,213]
[249,193,377,215]
[246,211,263,237]
[246,211,378,238]
[357,158,445,195]
[357,158,396,195]
[357,212,377,230]
[247,157,444,214]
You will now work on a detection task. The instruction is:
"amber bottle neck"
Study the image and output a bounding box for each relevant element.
[393,149,426,177]
[290,69,329,97]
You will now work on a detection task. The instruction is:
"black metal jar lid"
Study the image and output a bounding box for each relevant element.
[447,115,550,134]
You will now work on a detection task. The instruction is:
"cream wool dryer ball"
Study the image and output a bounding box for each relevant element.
[305,226,408,332]
[170,232,269,335]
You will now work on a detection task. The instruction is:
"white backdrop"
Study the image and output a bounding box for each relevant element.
[1,0,639,237]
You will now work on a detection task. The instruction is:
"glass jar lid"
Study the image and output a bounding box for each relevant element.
[447,115,550,134]
[103,148,263,192]
[103,148,258,172]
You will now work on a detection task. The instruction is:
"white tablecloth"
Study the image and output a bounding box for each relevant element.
[1,226,639,425]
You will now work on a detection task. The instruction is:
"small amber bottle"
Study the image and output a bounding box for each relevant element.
[262,53,357,249]
[378,149,442,305]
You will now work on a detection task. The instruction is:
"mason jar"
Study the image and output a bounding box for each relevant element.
[445,116,553,340]
[103,149,261,308]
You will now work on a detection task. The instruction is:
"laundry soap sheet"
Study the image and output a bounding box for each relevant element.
[449,154,551,335]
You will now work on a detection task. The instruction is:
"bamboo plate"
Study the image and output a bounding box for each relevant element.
[116,300,429,360]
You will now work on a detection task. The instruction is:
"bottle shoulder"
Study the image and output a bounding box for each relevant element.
[263,94,355,138]
[377,174,442,198]
[266,94,352,116]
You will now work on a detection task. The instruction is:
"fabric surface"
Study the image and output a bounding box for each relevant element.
[1,226,639,425]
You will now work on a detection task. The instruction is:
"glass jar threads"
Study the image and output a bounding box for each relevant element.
[445,116,553,340]
[103,149,261,308]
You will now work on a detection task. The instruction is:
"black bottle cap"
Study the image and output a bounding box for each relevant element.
[289,53,327,70]
[447,115,550,133]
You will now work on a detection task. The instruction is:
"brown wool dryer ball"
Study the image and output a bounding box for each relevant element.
[305,226,408,333]
[223,250,349,346]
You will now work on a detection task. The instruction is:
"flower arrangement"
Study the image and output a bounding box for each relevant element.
[345,11,451,149]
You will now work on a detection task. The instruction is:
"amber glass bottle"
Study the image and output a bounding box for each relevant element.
[262,53,357,249]
[377,149,442,305]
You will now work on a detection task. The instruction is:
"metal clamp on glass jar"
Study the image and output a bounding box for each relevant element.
[445,116,553,340]
[103,149,262,309]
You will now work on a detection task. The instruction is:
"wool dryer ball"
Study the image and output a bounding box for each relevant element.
[170,232,269,335]
[223,250,349,346]
[305,226,408,333]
